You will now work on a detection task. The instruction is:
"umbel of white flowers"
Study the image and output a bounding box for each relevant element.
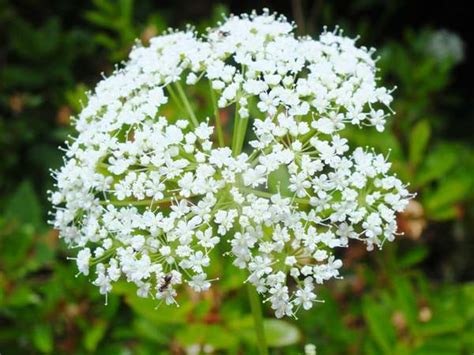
[50,10,411,318]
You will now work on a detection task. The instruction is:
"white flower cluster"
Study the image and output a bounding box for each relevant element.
[426,29,464,64]
[50,10,411,317]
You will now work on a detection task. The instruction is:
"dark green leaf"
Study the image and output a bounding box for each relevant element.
[362,297,396,354]
[5,180,42,228]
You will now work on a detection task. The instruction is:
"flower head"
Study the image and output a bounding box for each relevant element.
[50,10,411,317]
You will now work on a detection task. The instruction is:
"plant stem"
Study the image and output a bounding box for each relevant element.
[235,115,248,156]
[209,82,225,147]
[232,99,240,156]
[166,85,185,115]
[247,283,268,355]
[98,195,179,206]
[174,81,199,127]
[229,88,267,354]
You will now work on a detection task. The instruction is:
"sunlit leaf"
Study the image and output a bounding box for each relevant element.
[84,320,108,351]
[263,319,301,347]
[32,324,53,353]
[409,120,430,168]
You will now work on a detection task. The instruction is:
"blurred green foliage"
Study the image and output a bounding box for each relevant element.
[1,0,473,353]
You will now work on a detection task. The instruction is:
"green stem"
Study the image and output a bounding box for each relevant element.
[166,85,185,115]
[98,195,175,206]
[247,283,268,355]
[209,82,225,147]
[232,99,240,156]
[232,97,249,157]
[229,87,267,354]
[174,81,199,127]
[235,115,249,156]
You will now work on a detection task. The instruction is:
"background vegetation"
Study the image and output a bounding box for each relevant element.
[0,0,473,353]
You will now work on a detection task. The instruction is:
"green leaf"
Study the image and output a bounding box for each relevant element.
[119,0,133,21]
[398,247,428,268]
[393,276,418,329]
[32,324,53,353]
[263,319,301,347]
[415,143,457,187]
[409,120,431,168]
[133,317,171,344]
[5,180,42,228]
[362,297,396,354]
[342,127,403,160]
[461,283,474,319]
[176,324,238,350]
[413,336,462,355]
[113,281,190,325]
[425,204,458,221]
[7,284,40,306]
[0,222,35,273]
[84,320,107,351]
[228,316,301,348]
[85,12,115,29]
[65,83,89,113]
[423,173,471,218]
[418,313,465,336]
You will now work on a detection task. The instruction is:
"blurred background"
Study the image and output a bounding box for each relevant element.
[0,0,473,354]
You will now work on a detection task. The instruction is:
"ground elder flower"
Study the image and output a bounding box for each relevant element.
[50,10,412,317]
